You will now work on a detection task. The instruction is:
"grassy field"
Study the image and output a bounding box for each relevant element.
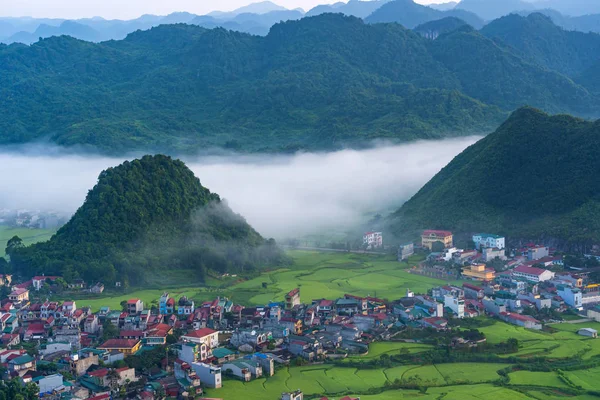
[0,225,55,255]
[229,250,460,305]
[71,250,456,311]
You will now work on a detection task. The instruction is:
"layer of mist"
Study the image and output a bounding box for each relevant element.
[0,137,481,239]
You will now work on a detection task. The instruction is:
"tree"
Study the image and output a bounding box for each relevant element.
[5,236,23,258]
[120,300,127,312]
[431,241,446,253]
[102,320,119,342]
[166,334,177,345]
[0,258,9,275]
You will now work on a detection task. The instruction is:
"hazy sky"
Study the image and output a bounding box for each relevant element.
[1,0,442,20]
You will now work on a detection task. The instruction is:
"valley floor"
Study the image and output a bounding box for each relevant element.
[66,250,458,311]
[205,319,600,400]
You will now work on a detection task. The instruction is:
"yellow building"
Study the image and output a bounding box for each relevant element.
[422,230,453,250]
[462,264,496,281]
[98,339,142,356]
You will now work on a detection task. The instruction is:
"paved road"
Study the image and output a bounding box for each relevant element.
[564,318,593,324]
[280,245,386,255]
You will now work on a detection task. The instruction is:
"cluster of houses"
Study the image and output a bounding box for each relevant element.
[397,230,600,330]
[2,228,600,399]
[0,275,389,400]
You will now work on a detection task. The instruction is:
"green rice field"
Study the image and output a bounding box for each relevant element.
[72,250,456,311]
[0,225,55,256]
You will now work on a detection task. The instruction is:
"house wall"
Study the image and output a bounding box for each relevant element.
[191,362,222,388]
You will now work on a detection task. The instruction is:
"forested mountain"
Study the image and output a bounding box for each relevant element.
[390,108,600,244]
[0,13,599,154]
[0,14,507,153]
[428,25,595,114]
[191,10,304,36]
[5,20,103,45]
[481,13,600,76]
[414,17,468,38]
[8,155,286,285]
[520,9,600,34]
[366,0,484,29]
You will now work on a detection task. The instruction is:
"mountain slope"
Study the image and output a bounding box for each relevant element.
[0,15,508,153]
[9,155,286,284]
[366,0,484,29]
[429,25,595,115]
[481,13,600,76]
[6,20,102,45]
[390,107,600,243]
[414,17,468,39]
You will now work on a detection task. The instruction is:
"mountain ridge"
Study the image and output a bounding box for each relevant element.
[390,107,600,244]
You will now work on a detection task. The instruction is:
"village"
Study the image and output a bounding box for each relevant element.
[0,230,599,399]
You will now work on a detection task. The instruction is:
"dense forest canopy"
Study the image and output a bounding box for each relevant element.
[8,155,287,285]
[1,13,599,154]
[390,107,600,244]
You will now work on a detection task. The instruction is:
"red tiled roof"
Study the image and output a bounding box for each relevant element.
[99,339,140,349]
[183,328,217,338]
[33,276,59,281]
[88,394,111,400]
[463,283,482,291]
[88,368,109,377]
[127,299,140,304]
[513,265,548,276]
[423,230,452,237]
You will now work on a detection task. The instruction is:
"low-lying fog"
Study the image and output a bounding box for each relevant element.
[0,137,481,238]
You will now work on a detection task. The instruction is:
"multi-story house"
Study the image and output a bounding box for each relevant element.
[159,293,174,315]
[181,328,219,348]
[422,230,453,250]
[285,288,301,310]
[472,234,505,250]
[126,299,143,314]
[84,314,99,334]
[363,232,383,249]
[178,296,195,316]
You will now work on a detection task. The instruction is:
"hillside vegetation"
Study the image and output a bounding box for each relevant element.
[390,107,600,244]
[481,13,600,76]
[2,13,600,153]
[8,155,286,285]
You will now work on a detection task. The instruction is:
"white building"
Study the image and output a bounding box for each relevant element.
[444,294,464,318]
[37,374,64,394]
[528,246,550,261]
[363,232,383,249]
[512,265,555,283]
[473,234,505,250]
[442,247,460,261]
[282,391,304,400]
[181,328,219,349]
[578,328,598,338]
[191,362,222,388]
[557,286,583,310]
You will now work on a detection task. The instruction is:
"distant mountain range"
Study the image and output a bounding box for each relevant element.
[3,0,600,45]
[390,107,600,244]
[1,13,599,154]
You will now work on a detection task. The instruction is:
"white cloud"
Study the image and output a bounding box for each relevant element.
[0,137,480,238]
